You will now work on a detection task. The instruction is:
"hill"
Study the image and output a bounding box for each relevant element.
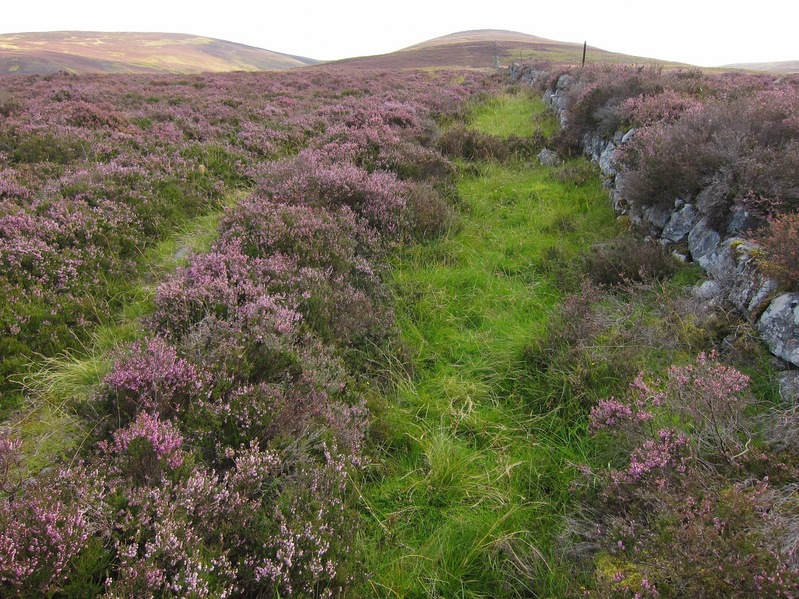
[328,29,688,70]
[724,60,799,74]
[0,31,319,75]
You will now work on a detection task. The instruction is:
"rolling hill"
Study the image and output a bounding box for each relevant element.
[327,29,688,70]
[723,60,799,74]
[0,31,319,75]
[2,29,772,75]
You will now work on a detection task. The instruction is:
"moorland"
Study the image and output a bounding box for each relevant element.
[1,30,799,597]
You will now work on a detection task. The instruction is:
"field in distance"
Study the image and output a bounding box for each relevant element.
[0,31,320,75]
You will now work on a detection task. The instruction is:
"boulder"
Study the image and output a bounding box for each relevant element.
[687,218,721,268]
[581,133,606,162]
[621,128,636,144]
[726,205,766,237]
[642,203,673,231]
[662,204,698,244]
[537,148,560,167]
[724,240,779,319]
[759,293,799,367]
[693,280,723,301]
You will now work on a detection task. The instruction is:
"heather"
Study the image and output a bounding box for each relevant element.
[0,67,496,596]
[2,60,799,597]
[0,68,485,404]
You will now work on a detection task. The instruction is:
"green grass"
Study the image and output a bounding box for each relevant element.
[469,91,559,139]
[358,95,618,596]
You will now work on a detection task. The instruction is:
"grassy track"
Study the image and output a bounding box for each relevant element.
[9,192,242,476]
[359,94,619,597]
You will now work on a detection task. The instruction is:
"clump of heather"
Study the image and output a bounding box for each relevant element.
[255,149,409,238]
[576,353,799,597]
[101,336,212,425]
[0,63,495,596]
[754,211,799,291]
[616,82,799,226]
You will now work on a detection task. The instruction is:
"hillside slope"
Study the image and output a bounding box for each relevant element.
[329,29,688,70]
[0,31,319,74]
[724,60,799,74]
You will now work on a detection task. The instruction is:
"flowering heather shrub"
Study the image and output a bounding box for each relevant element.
[617,83,799,223]
[0,468,91,595]
[150,239,298,340]
[219,197,374,270]
[620,88,702,127]
[580,354,799,597]
[99,412,187,484]
[102,336,212,424]
[255,150,409,237]
[0,434,23,496]
[250,443,360,598]
[754,211,799,290]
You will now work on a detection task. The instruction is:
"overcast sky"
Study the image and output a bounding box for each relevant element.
[1,0,795,67]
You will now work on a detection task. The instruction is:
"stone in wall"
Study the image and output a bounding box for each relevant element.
[759,293,799,367]
[777,371,799,403]
[687,218,721,269]
[662,204,698,244]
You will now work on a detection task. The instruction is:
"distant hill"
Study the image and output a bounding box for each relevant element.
[724,60,799,74]
[328,29,688,70]
[0,32,320,75]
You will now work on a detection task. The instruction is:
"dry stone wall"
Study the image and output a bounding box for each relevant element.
[512,65,799,373]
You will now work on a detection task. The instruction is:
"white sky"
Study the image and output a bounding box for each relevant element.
[1,0,795,67]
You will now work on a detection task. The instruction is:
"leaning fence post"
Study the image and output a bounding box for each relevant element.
[582,41,587,67]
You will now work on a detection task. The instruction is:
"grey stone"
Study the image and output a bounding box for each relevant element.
[693,280,722,301]
[726,205,766,237]
[777,371,799,403]
[556,74,573,90]
[537,148,560,167]
[662,204,698,243]
[722,238,779,321]
[599,142,617,176]
[581,133,606,162]
[759,293,799,367]
[621,128,636,144]
[643,204,673,231]
[688,218,721,268]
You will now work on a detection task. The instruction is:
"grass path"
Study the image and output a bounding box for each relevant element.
[8,191,244,476]
[360,95,619,597]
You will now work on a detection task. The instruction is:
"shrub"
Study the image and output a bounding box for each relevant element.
[0,468,91,595]
[754,211,799,290]
[578,354,799,597]
[255,150,409,238]
[101,336,212,424]
[437,125,508,161]
[404,182,457,240]
[583,236,676,287]
[616,87,799,224]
